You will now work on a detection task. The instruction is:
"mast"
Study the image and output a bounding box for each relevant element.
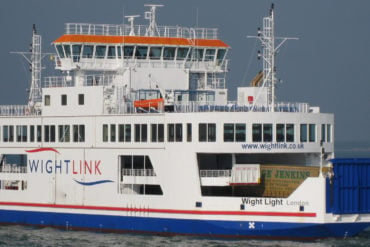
[144,4,163,36]
[248,4,298,111]
[29,24,42,104]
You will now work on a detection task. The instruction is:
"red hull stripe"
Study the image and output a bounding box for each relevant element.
[0,202,316,217]
[25,148,60,154]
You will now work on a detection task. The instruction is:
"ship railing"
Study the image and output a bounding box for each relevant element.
[0,165,27,173]
[43,75,115,88]
[65,23,218,39]
[200,170,231,178]
[122,169,156,177]
[0,105,40,116]
[173,101,310,113]
[44,76,74,88]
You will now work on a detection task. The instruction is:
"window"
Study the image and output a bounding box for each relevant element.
[123,46,134,58]
[44,95,51,106]
[224,124,234,142]
[3,125,14,142]
[78,94,84,105]
[177,47,189,60]
[187,123,192,142]
[149,47,162,60]
[16,125,27,142]
[300,124,307,142]
[30,126,35,142]
[64,45,71,58]
[110,124,116,142]
[216,49,226,65]
[103,124,108,142]
[151,124,164,143]
[235,124,246,142]
[175,124,183,142]
[163,47,176,60]
[56,45,65,58]
[117,46,122,58]
[82,45,94,58]
[167,124,175,142]
[72,45,82,62]
[204,49,216,61]
[276,124,285,142]
[73,125,85,142]
[118,124,131,142]
[95,45,106,59]
[61,94,67,106]
[135,124,147,142]
[286,124,294,142]
[309,124,316,142]
[193,48,204,61]
[58,125,70,142]
[252,124,262,142]
[135,46,148,59]
[263,124,273,142]
[44,125,55,142]
[107,46,116,59]
[321,124,326,143]
[37,125,42,142]
[327,124,332,142]
[224,123,246,142]
[199,123,216,142]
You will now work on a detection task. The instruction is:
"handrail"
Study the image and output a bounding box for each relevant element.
[200,170,231,178]
[65,23,218,40]
[122,169,156,177]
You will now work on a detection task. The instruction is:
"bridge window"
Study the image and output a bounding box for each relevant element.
[276,124,285,142]
[224,123,246,142]
[44,125,56,143]
[103,124,108,142]
[61,94,67,106]
[107,46,116,59]
[187,123,192,142]
[252,124,262,142]
[124,46,134,58]
[327,124,332,142]
[30,126,35,142]
[63,45,71,58]
[193,48,204,61]
[37,125,42,142]
[72,45,82,62]
[117,46,122,58]
[216,49,226,65]
[149,47,162,60]
[44,95,50,106]
[286,124,294,142]
[95,45,106,59]
[135,46,148,59]
[118,124,131,142]
[56,45,65,58]
[82,45,94,58]
[110,124,116,142]
[177,47,189,60]
[205,49,216,61]
[78,94,84,105]
[163,47,176,60]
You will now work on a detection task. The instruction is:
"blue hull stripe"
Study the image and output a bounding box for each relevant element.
[0,209,369,239]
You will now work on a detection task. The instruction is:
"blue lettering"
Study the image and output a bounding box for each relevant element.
[28,160,39,173]
[45,160,53,174]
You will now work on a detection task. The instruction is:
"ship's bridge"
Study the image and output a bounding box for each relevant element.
[53,22,230,72]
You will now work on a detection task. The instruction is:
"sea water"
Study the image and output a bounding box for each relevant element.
[0,225,369,247]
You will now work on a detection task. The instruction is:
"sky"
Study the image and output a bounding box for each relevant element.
[0,0,369,153]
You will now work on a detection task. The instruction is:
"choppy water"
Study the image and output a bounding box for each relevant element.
[0,225,369,247]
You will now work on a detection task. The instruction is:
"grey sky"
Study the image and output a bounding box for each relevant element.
[0,0,369,149]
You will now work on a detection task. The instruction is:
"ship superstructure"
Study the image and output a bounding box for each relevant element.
[0,5,369,239]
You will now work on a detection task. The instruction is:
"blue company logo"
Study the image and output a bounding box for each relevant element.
[74,179,114,186]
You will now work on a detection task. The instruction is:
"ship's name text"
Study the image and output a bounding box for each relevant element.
[241,198,309,207]
[28,160,102,175]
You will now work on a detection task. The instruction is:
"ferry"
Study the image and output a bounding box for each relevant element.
[0,4,370,240]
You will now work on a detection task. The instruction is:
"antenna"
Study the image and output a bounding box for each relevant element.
[125,15,140,36]
[247,4,298,112]
[11,25,53,106]
[144,4,163,36]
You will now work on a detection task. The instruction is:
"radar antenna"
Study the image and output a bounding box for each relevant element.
[144,4,163,36]
[248,4,298,112]
[125,15,140,36]
[11,25,53,107]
